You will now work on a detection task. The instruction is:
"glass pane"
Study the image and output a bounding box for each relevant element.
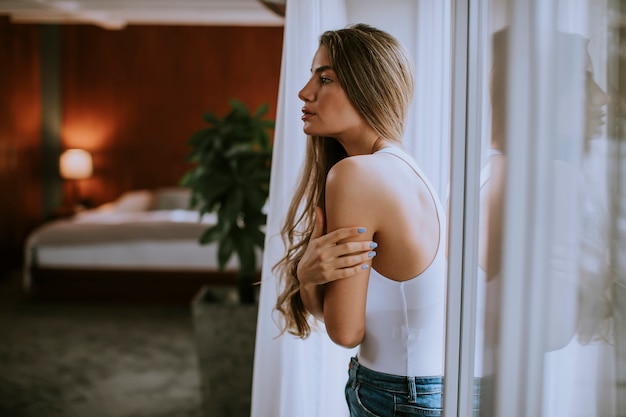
[470,0,623,416]
[606,1,626,415]
[473,2,509,416]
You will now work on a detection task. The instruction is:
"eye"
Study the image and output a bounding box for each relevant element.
[320,76,332,84]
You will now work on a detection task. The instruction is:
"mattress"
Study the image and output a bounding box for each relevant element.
[24,207,261,290]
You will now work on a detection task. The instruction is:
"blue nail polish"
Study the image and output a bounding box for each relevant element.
[368,251,376,258]
[361,264,369,270]
[358,227,366,233]
[370,242,378,249]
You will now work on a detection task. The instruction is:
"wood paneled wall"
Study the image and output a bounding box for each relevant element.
[0,18,283,268]
[61,24,283,205]
[0,17,43,271]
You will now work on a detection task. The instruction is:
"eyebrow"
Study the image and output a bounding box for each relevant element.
[311,65,333,73]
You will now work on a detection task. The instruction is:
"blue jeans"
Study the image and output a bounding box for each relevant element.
[345,357,444,417]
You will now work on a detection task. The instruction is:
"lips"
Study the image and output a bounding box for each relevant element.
[586,108,606,138]
[587,109,606,125]
[301,107,315,121]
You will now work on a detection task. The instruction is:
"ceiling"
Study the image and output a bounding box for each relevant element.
[0,0,285,29]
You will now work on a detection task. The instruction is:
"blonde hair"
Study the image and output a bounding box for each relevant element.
[273,24,415,338]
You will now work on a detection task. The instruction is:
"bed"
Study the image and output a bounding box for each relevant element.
[24,188,260,302]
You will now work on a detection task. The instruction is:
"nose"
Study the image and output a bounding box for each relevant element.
[298,78,314,102]
[588,79,610,107]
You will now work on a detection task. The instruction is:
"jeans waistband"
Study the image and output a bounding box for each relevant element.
[349,356,443,403]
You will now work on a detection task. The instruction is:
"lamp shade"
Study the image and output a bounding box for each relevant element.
[60,149,93,180]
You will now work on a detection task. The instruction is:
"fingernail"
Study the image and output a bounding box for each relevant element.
[361,264,369,270]
[368,251,376,258]
[370,242,378,249]
[358,227,366,233]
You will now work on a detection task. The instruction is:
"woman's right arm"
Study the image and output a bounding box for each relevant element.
[298,206,377,321]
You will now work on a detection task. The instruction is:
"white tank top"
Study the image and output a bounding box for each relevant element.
[357,147,447,377]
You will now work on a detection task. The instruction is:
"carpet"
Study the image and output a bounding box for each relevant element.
[0,271,204,417]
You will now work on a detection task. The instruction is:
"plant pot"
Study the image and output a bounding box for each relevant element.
[191,284,258,417]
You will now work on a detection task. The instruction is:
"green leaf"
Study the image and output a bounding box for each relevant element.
[186,129,209,148]
[246,226,266,249]
[242,186,267,211]
[230,99,250,117]
[202,111,220,125]
[179,171,194,187]
[254,103,269,118]
[219,187,244,224]
[261,119,275,128]
[180,98,275,278]
[199,224,225,244]
[235,235,256,276]
[245,211,267,230]
[217,235,235,270]
[246,170,271,184]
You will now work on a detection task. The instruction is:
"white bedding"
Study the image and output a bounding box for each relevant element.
[30,210,216,245]
[24,188,262,290]
[31,240,226,270]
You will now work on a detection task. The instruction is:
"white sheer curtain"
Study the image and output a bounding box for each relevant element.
[469,1,620,416]
[251,2,453,417]
[608,2,626,411]
[541,2,617,413]
[250,2,351,417]
[345,0,452,199]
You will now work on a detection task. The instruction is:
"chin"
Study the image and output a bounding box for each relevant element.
[302,124,314,136]
[586,122,605,140]
[303,128,323,137]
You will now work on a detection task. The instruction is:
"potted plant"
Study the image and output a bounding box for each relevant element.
[180,99,274,304]
[182,99,274,417]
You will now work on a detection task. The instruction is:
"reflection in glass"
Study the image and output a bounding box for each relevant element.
[472,1,622,416]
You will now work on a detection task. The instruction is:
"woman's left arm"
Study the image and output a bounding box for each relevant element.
[322,158,377,348]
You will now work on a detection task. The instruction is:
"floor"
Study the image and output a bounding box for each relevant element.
[0,268,205,417]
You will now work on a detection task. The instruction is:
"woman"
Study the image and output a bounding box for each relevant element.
[274,24,447,416]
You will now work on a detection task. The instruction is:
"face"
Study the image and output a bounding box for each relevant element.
[556,50,610,144]
[298,45,366,140]
[583,53,610,140]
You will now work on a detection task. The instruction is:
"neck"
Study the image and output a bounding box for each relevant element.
[337,134,390,156]
[330,121,384,156]
[370,137,389,154]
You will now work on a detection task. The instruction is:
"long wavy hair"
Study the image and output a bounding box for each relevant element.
[273,24,415,338]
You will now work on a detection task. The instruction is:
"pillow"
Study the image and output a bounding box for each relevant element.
[113,190,154,213]
[150,187,193,211]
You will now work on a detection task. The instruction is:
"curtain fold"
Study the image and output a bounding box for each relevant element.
[250,2,351,417]
[475,1,620,416]
[251,3,455,416]
[251,1,622,416]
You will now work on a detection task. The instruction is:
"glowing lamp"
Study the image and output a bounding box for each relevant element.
[60,149,93,210]
[60,149,93,180]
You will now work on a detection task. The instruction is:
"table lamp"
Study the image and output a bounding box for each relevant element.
[60,148,93,209]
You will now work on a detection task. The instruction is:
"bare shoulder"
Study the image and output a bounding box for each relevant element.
[326,155,389,221]
[325,154,399,231]
[326,153,388,190]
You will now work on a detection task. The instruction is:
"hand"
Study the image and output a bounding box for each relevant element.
[297,207,377,288]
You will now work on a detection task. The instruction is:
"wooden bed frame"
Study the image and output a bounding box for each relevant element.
[27,266,259,304]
